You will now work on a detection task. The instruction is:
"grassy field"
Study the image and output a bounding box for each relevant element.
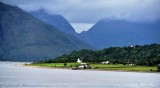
[30,63,80,68]
[28,63,158,72]
[91,64,157,72]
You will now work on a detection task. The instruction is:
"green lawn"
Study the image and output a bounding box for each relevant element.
[91,64,157,72]
[29,63,158,72]
[31,63,80,68]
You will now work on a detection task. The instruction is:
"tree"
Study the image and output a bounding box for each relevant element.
[64,63,67,67]
[157,66,160,71]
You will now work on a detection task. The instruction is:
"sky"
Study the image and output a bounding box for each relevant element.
[1,0,160,33]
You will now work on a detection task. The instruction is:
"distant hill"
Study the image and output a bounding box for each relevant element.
[80,19,160,49]
[30,9,78,37]
[0,2,92,61]
[46,44,160,66]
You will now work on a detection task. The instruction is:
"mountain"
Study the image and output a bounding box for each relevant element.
[0,2,92,61]
[80,19,160,49]
[30,9,78,37]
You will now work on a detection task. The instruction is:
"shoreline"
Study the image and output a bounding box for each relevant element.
[23,64,160,73]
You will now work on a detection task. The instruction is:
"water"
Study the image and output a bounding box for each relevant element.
[0,62,160,88]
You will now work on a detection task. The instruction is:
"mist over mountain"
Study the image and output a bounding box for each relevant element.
[80,19,160,49]
[30,9,78,37]
[0,2,92,61]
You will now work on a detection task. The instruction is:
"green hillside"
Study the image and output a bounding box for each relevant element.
[44,44,160,66]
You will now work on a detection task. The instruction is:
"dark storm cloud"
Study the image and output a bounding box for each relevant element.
[1,0,160,23]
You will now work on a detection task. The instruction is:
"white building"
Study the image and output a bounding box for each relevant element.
[101,61,110,64]
[77,58,82,63]
[79,63,89,68]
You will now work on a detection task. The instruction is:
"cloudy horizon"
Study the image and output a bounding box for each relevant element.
[1,0,160,33]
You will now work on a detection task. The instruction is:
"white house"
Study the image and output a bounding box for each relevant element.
[101,61,110,64]
[77,58,82,63]
[79,63,89,68]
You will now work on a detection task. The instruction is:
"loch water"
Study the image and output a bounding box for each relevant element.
[0,62,160,88]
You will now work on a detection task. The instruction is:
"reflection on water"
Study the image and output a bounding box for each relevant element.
[0,61,160,88]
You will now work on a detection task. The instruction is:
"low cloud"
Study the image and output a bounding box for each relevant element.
[1,0,160,23]
[71,23,94,33]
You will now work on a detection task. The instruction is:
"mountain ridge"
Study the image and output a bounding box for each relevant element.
[0,2,93,61]
[80,19,160,49]
[29,9,78,37]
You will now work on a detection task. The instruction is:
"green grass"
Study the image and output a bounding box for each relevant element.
[31,63,80,68]
[91,64,157,72]
[29,63,158,72]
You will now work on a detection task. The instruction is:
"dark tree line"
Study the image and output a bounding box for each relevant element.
[43,44,160,66]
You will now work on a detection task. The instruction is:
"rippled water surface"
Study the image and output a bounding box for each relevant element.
[0,62,160,88]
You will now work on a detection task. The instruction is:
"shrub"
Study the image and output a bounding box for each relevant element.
[157,66,160,71]
[64,63,67,67]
